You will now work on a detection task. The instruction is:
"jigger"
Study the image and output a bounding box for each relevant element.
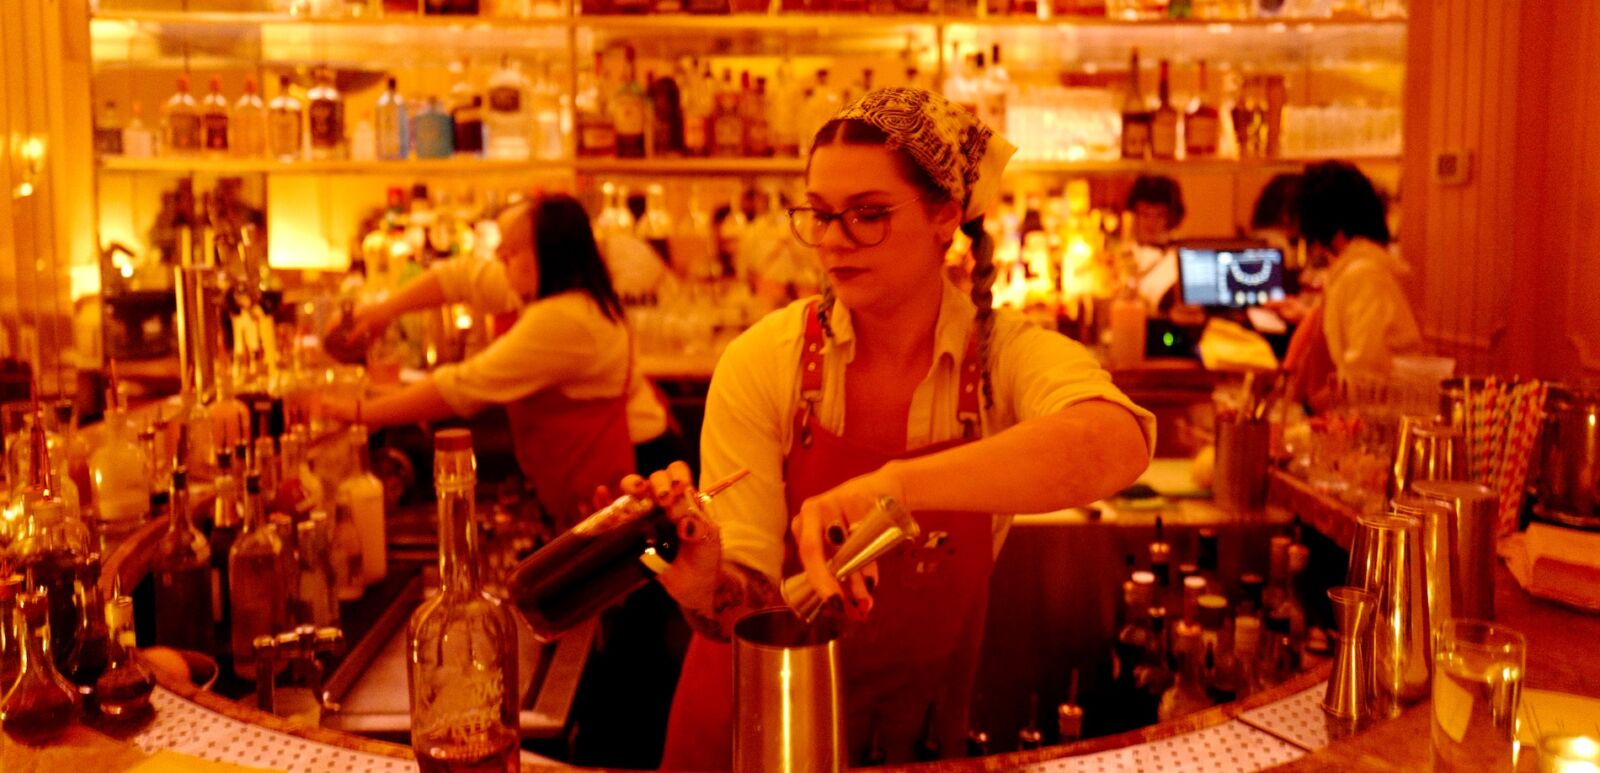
[1349,512,1432,716]
[781,496,921,622]
[1322,586,1377,723]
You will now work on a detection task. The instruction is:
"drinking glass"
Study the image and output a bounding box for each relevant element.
[1432,619,1527,773]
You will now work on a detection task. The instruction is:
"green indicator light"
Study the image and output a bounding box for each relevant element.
[1163,332,1176,347]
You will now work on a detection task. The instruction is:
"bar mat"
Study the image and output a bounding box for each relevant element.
[1236,682,1333,751]
[132,688,417,773]
[1018,720,1304,772]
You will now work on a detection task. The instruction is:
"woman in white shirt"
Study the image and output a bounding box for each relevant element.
[624,88,1154,768]
[1295,161,1422,380]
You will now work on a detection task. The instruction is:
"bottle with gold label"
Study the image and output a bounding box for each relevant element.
[407,429,520,772]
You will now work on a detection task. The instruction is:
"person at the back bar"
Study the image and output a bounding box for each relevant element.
[1294,160,1421,382]
[623,88,1154,769]
[321,193,681,522]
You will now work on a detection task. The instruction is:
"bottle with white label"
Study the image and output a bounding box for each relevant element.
[337,422,387,585]
[485,56,532,161]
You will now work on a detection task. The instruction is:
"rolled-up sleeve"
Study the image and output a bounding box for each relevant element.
[993,320,1158,459]
[432,304,595,417]
[698,317,793,583]
[430,257,523,314]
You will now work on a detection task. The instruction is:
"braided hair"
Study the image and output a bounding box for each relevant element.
[809,118,996,410]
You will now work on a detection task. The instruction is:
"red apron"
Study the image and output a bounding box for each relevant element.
[661,303,995,769]
[1284,302,1334,405]
[504,327,636,530]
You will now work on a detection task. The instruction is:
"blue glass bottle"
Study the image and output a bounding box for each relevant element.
[411,97,454,160]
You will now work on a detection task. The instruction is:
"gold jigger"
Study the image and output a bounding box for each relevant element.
[1350,512,1432,716]
[1322,586,1377,725]
[781,496,921,623]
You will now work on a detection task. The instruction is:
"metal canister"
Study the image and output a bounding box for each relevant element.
[1532,385,1600,530]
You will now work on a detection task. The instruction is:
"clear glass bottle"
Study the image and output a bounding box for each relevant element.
[1120,48,1151,160]
[1156,625,1210,721]
[408,429,520,772]
[209,449,243,650]
[485,56,532,161]
[201,75,231,154]
[122,100,155,159]
[230,472,288,681]
[530,59,565,161]
[1150,59,1179,160]
[268,74,303,162]
[612,49,648,158]
[152,468,215,653]
[574,53,614,159]
[296,517,338,628]
[1,575,25,696]
[232,76,268,158]
[1184,60,1221,158]
[163,74,202,156]
[336,423,386,586]
[91,382,151,536]
[62,560,111,712]
[0,589,81,745]
[12,406,92,668]
[376,77,410,161]
[91,595,156,733]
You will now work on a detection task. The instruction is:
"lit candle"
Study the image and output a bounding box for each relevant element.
[1540,735,1600,773]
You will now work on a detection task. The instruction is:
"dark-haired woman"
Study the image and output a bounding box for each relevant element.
[1295,160,1420,382]
[324,193,672,524]
[641,89,1154,768]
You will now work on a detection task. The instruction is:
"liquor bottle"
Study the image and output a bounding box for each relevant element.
[678,60,710,158]
[1017,694,1042,750]
[1170,573,1205,665]
[62,560,110,713]
[94,99,124,156]
[1151,59,1179,159]
[11,403,92,667]
[89,380,151,535]
[201,76,231,153]
[1157,625,1211,720]
[530,60,565,161]
[1281,539,1310,642]
[1147,515,1172,590]
[612,50,648,158]
[268,74,303,162]
[800,69,840,156]
[452,95,486,157]
[1197,593,1237,703]
[376,77,410,161]
[742,74,772,157]
[983,44,1009,135]
[297,515,339,628]
[1184,60,1220,158]
[122,101,154,158]
[1134,605,1172,722]
[231,77,267,158]
[1110,570,1157,727]
[1,576,21,693]
[1120,49,1151,160]
[637,183,673,265]
[163,75,202,156]
[942,50,979,116]
[768,59,801,157]
[1195,527,1219,591]
[209,450,243,648]
[307,68,345,161]
[90,595,156,734]
[1257,609,1298,687]
[485,57,532,161]
[1238,572,1264,616]
[964,729,990,758]
[336,422,386,585]
[646,69,684,157]
[1232,613,1261,699]
[575,53,616,158]
[270,512,301,621]
[230,472,287,681]
[332,498,365,602]
[0,590,81,745]
[412,96,455,159]
[153,468,215,653]
[1261,534,1290,614]
[710,70,744,158]
[408,429,520,771]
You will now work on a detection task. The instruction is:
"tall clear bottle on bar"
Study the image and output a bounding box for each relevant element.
[407,429,519,773]
[153,467,215,653]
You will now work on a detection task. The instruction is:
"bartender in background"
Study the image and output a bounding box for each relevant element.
[323,193,688,768]
[1124,174,1186,312]
[1294,161,1420,384]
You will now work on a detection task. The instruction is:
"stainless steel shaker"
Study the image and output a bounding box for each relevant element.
[1410,479,1498,624]
[1349,512,1431,716]
[733,609,846,773]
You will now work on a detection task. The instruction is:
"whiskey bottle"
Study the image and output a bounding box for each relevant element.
[153,468,215,653]
[1150,59,1179,159]
[1120,49,1151,160]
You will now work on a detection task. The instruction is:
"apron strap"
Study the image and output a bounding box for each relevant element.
[957,332,982,439]
[795,300,826,448]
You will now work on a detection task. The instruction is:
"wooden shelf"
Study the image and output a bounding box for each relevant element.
[98,156,574,175]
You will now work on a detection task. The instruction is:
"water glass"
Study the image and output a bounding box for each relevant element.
[1432,619,1527,772]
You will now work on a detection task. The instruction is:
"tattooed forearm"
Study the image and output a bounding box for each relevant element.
[680,563,780,642]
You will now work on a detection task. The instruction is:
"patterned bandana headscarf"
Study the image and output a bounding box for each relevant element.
[831,87,1016,223]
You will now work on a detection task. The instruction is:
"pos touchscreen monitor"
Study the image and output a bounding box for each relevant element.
[1175,240,1287,309]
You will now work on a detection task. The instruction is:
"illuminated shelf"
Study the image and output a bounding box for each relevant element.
[97,153,1397,177]
[97,156,574,175]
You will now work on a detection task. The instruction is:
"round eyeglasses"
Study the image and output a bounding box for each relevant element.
[786,197,922,248]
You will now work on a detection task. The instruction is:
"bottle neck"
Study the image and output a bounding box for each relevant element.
[169,478,195,535]
[436,478,478,593]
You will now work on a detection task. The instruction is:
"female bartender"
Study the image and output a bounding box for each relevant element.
[635,88,1154,768]
[323,194,674,521]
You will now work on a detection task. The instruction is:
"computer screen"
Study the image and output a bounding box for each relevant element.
[1176,242,1287,308]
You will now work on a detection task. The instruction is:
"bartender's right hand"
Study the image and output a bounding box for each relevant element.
[330,302,392,347]
[609,462,723,612]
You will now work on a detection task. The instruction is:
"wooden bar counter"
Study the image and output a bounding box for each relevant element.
[6,467,1597,772]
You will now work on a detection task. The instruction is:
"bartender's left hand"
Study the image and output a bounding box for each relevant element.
[791,466,905,623]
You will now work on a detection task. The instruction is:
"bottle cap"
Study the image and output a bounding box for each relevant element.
[1184,575,1208,592]
[434,427,472,452]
